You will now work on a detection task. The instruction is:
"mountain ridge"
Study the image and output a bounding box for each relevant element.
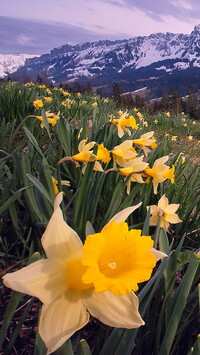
[2,25,200,97]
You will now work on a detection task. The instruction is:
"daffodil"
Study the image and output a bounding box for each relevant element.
[51,177,70,195]
[132,132,157,156]
[111,140,137,167]
[111,113,138,138]
[38,85,46,89]
[165,112,171,117]
[187,135,193,141]
[171,136,177,141]
[43,97,53,102]
[3,193,166,354]
[149,194,182,230]
[33,99,43,108]
[72,139,96,173]
[144,156,170,194]
[32,111,59,128]
[119,156,149,194]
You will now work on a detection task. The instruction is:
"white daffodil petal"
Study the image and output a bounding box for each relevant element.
[108,202,142,224]
[84,290,144,329]
[150,248,167,261]
[39,291,89,354]
[3,258,68,304]
[42,193,82,260]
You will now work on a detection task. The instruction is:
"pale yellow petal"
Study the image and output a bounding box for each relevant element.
[118,125,124,138]
[42,193,82,260]
[152,180,159,194]
[84,141,96,151]
[39,291,89,354]
[131,174,145,183]
[78,139,87,152]
[142,131,154,139]
[108,202,142,224]
[164,213,182,224]
[158,194,169,210]
[149,248,167,261]
[149,215,159,226]
[165,204,180,214]
[83,290,144,328]
[153,156,169,167]
[93,161,104,172]
[3,258,68,304]
[150,205,159,215]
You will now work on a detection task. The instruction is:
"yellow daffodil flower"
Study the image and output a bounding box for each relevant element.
[136,112,144,119]
[165,112,171,117]
[132,131,157,156]
[72,139,96,173]
[51,177,70,195]
[171,136,177,141]
[144,156,170,194]
[149,194,182,230]
[111,113,138,138]
[32,111,59,128]
[3,193,166,354]
[119,156,149,194]
[33,99,43,108]
[38,85,46,89]
[187,135,193,141]
[43,97,53,102]
[46,89,52,95]
[111,140,137,167]
[92,102,98,107]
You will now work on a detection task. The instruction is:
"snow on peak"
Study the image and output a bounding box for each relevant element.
[0,54,38,78]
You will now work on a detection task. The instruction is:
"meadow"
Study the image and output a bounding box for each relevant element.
[0,81,199,355]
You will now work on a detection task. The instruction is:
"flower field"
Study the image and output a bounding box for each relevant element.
[0,81,199,355]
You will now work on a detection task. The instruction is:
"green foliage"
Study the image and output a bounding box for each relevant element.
[0,81,199,354]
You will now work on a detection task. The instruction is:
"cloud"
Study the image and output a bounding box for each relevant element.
[0,16,128,54]
[98,0,200,20]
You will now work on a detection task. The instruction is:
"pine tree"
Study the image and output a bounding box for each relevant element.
[111,82,123,105]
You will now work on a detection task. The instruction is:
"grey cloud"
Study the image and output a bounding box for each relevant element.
[99,0,200,21]
[0,16,129,54]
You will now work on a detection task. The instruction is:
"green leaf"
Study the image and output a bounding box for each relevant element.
[77,339,92,355]
[23,126,44,157]
[158,254,200,355]
[26,174,52,203]
[0,187,29,215]
[85,221,95,236]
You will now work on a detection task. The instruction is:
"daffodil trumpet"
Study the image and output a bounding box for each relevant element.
[3,193,167,354]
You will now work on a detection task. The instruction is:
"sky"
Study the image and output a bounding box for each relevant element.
[1,0,200,54]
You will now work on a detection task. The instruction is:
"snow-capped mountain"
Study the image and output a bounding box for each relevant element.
[0,54,38,78]
[6,25,200,96]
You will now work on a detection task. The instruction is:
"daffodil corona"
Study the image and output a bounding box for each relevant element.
[3,193,166,354]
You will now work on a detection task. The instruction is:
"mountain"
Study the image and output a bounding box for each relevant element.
[0,54,38,78]
[5,25,200,97]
